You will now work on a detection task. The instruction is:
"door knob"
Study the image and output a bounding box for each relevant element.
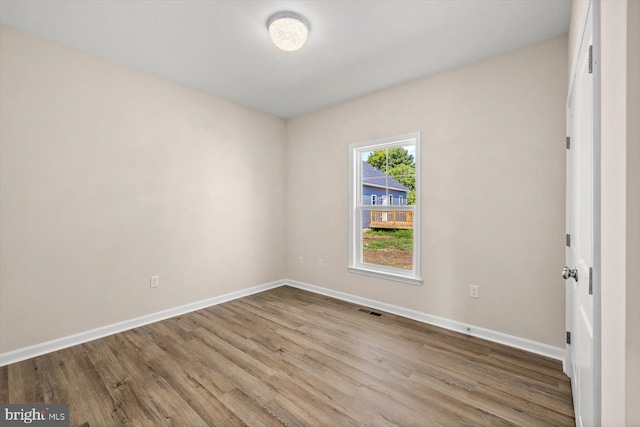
[563,266,578,281]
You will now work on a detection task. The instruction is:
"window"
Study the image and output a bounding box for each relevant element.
[349,132,421,285]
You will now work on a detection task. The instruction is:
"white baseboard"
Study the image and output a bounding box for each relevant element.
[284,279,565,361]
[0,279,286,367]
[1,277,564,366]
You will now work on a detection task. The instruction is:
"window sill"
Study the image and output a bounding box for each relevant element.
[348,266,423,286]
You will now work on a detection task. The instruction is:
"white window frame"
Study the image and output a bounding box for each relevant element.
[399,195,404,206]
[348,132,422,285]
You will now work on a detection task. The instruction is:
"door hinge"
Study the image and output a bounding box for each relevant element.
[566,331,571,344]
[588,45,593,74]
[566,136,570,149]
[566,234,571,247]
[589,267,593,295]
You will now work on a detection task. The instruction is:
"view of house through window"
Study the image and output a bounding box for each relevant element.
[350,133,421,284]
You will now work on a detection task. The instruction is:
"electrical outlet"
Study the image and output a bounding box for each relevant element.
[298,255,304,264]
[150,275,159,288]
[318,259,324,268]
[469,285,479,298]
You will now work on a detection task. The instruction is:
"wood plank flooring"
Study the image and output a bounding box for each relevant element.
[0,286,574,426]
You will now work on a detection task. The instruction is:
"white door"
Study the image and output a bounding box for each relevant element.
[566,3,596,426]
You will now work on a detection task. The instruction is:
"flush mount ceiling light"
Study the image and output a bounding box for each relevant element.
[267,11,310,52]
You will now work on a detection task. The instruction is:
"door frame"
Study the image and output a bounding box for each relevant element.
[566,0,601,423]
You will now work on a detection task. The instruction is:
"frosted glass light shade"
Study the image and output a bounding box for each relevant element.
[267,12,309,51]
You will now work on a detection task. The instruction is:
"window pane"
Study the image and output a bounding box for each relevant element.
[361,211,413,270]
[350,132,420,282]
[361,176,387,205]
[361,146,415,207]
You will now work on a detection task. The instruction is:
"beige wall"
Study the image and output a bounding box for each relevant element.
[286,36,568,348]
[0,25,571,357]
[625,0,640,423]
[0,26,287,353]
[581,0,640,424]
[600,1,627,422]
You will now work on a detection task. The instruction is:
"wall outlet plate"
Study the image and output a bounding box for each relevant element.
[150,276,159,288]
[470,285,479,298]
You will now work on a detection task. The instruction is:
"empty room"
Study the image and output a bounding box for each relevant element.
[0,0,638,426]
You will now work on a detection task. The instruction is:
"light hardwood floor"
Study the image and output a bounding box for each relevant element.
[0,286,574,426]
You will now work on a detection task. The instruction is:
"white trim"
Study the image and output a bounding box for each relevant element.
[1,278,565,366]
[360,205,414,212]
[591,1,601,422]
[0,279,286,367]
[347,266,422,286]
[350,133,420,151]
[284,279,565,361]
[566,0,601,421]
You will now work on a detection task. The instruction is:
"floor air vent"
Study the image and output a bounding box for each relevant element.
[358,308,383,317]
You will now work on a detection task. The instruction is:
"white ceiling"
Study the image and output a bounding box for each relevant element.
[0,0,571,118]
